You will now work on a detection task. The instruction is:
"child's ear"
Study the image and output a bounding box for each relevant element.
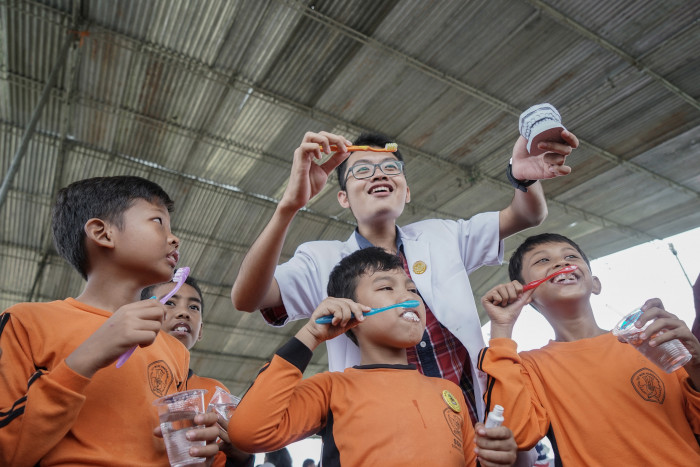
[405,186,411,204]
[592,276,602,295]
[84,218,115,249]
[197,323,203,342]
[337,190,350,209]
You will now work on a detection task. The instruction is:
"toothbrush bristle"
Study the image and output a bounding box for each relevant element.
[173,266,190,283]
[385,143,398,151]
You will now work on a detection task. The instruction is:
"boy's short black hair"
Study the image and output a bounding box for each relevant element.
[327,247,404,300]
[141,276,204,315]
[335,132,405,191]
[52,176,174,280]
[327,247,404,345]
[508,233,591,283]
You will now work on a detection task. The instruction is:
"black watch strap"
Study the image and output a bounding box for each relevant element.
[506,163,537,192]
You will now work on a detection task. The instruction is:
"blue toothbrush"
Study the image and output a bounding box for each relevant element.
[315,300,420,324]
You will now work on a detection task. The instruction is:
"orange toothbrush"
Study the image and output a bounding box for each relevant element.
[322,143,398,153]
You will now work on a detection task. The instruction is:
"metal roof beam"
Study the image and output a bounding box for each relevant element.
[0,116,662,251]
[0,119,355,228]
[281,0,700,199]
[15,0,698,200]
[527,0,700,112]
[28,1,87,302]
[0,33,74,209]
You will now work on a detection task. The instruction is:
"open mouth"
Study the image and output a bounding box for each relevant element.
[172,322,191,334]
[368,184,393,195]
[166,250,180,267]
[400,310,420,322]
[552,272,577,284]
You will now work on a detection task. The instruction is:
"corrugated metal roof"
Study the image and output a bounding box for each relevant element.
[1,0,699,394]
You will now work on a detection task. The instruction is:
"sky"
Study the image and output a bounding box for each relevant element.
[253,226,700,466]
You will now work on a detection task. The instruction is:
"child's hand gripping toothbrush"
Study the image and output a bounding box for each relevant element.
[482,265,578,326]
[315,300,420,324]
[115,266,190,368]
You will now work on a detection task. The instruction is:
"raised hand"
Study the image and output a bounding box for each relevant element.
[66,298,166,378]
[511,129,579,181]
[280,131,352,212]
[635,298,700,367]
[295,297,369,351]
[481,281,533,339]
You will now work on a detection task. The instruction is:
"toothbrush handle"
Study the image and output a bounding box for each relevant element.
[314,301,419,324]
[115,295,159,368]
[315,306,380,324]
[116,346,137,368]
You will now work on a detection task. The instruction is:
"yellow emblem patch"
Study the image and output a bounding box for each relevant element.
[412,260,427,275]
[442,389,461,413]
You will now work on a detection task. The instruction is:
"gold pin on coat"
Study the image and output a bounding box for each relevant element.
[412,260,427,275]
[442,390,461,413]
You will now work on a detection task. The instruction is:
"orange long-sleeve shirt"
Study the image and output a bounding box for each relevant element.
[229,338,475,466]
[478,334,700,465]
[0,299,190,466]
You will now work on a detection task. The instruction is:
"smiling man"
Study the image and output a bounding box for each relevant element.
[231,129,578,427]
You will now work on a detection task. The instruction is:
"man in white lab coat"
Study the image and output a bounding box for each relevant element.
[231,129,577,426]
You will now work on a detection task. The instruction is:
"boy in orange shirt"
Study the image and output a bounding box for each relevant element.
[146,276,254,467]
[0,176,221,466]
[229,247,518,466]
[478,233,700,465]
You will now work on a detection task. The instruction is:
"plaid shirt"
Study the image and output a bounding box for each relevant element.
[399,250,477,425]
[262,229,478,424]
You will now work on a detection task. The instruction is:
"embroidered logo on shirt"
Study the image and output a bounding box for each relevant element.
[443,407,463,451]
[631,367,665,404]
[148,360,174,397]
[412,261,427,275]
[442,389,461,413]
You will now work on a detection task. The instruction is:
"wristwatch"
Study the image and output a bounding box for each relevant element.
[506,159,536,192]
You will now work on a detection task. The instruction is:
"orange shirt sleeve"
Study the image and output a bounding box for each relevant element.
[477,338,549,449]
[0,309,91,467]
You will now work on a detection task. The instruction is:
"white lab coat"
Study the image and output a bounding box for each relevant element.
[274,211,503,419]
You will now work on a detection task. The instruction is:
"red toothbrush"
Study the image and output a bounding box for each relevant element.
[523,265,578,291]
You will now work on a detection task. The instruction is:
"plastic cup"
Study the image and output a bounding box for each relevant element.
[612,308,692,373]
[153,389,208,467]
[208,397,240,423]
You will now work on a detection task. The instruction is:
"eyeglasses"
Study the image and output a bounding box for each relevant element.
[344,160,405,182]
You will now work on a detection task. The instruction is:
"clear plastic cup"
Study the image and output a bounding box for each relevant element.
[153,389,208,467]
[207,387,240,423]
[209,399,240,423]
[612,308,692,373]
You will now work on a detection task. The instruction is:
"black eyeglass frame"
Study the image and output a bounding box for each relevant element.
[343,160,405,183]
